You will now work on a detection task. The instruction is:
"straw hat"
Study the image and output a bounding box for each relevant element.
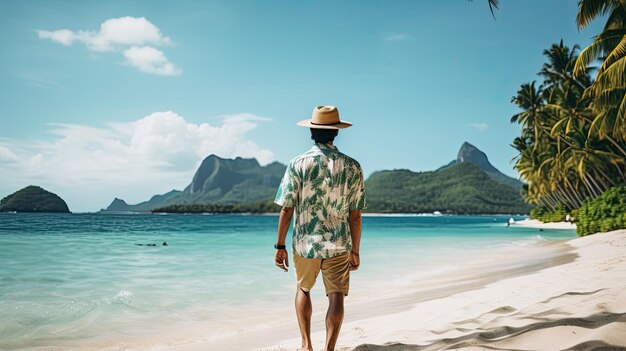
[297,106,352,129]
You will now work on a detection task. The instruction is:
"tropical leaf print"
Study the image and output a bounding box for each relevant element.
[274,143,366,258]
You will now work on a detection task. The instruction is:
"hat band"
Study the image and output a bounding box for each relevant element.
[311,120,342,126]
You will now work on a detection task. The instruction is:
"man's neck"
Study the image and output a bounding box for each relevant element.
[318,141,334,146]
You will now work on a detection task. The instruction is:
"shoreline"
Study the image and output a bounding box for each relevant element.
[159,232,580,351]
[94,212,528,217]
[511,218,577,230]
[278,230,625,350]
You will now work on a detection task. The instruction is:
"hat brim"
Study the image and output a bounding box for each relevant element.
[296,119,353,129]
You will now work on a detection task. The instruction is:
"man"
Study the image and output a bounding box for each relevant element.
[274,105,366,351]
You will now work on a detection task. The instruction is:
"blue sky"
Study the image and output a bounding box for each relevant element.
[0,0,605,211]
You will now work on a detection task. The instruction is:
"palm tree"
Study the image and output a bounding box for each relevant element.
[511,81,545,147]
[574,1,626,143]
[511,40,626,212]
[540,40,589,89]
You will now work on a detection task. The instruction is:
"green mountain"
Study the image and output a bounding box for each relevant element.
[103,155,286,212]
[0,185,70,213]
[439,142,523,190]
[105,142,528,214]
[182,155,286,204]
[365,162,530,214]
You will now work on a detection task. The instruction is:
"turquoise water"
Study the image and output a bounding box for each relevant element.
[0,213,576,350]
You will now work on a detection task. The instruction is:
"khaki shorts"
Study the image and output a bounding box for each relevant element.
[293,252,351,296]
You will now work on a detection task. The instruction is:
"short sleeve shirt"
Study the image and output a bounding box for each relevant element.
[275,143,366,259]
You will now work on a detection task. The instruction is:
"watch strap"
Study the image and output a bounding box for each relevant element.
[274,244,287,250]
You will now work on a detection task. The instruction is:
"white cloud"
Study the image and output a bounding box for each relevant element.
[0,112,273,211]
[38,29,76,46]
[123,46,181,76]
[468,123,489,131]
[37,16,170,52]
[37,17,179,76]
[383,32,412,42]
[0,145,19,163]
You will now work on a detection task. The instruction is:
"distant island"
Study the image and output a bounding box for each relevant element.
[105,142,528,215]
[0,185,70,213]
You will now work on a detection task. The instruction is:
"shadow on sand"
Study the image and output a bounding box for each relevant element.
[352,311,626,351]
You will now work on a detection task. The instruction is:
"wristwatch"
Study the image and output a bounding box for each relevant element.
[274,244,286,250]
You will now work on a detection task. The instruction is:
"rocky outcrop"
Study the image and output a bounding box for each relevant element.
[441,142,523,190]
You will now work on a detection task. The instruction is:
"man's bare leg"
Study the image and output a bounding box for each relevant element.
[295,288,313,351]
[324,292,344,351]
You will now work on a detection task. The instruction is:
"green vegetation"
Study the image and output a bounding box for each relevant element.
[0,186,70,213]
[152,199,279,214]
[577,185,626,236]
[510,40,619,210]
[510,1,626,235]
[574,1,626,138]
[530,204,570,223]
[365,163,531,214]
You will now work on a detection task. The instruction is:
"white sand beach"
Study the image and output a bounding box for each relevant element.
[254,230,626,351]
[510,218,577,230]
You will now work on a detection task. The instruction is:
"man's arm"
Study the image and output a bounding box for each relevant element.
[275,206,294,272]
[349,209,362,271]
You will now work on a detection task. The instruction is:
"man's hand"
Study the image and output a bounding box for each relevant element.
[349,251,360,271]
[275,249,289,272]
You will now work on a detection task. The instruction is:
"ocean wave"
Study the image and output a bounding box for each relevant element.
[100,289,134,306]
[483,235,550,250]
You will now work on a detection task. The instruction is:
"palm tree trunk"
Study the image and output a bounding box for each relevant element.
[561,184,581,208]
[541,193,556,211]
[564,177,584,206]
[614,163,626,183]
[606,135,626,159]
[552,187,568,207]
[546,192,560,209]
[582,175,598,198]
[594,167,616,188]
[586,173,605,195]
[556,187,576,209]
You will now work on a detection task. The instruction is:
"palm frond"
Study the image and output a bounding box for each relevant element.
[617,93,626,121]
[468,0,499,19]
[601,3,626,31]
[577,0,620,29]
[595,55,626,91]
[574,28,626,76]
[488,0,500,19]
[594,87,626,107]
[599,33,626,72]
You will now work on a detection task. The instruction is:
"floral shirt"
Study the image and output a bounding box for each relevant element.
[275,143,366,259]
